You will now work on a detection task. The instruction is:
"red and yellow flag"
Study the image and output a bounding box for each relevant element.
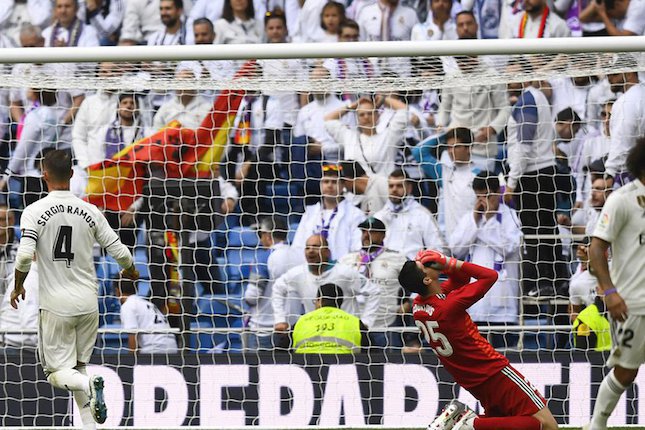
[85,61,255,211]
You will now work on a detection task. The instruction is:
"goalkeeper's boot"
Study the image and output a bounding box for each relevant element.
[451,408,478,430]
[428,400,469,430]
[89,375,108,424]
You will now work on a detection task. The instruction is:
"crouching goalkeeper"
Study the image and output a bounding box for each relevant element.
[398,250,559,430]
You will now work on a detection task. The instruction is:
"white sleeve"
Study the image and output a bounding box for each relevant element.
[8,114,40,175]
[478,210,522,258]
[89,0,125,38]
[448,213,478,259]
[490,83,511,133]
[422,212,447,253]
[606,95,636,178]
[72,100,92,169]
[505,115,528,190]
[218,177,239,202]
[324,119,352,148]
[437,87,452,127]
[354,271,379,328]
[16,208,40,273]
[27,0,52,27]
[592,192,623,243]
[119,0,142,42]
[622,0,645,35]
[271,271,291,324]
[0,0,13,27]
[93,209,133,269]
[120,301,138,329]
[243,276,262,307]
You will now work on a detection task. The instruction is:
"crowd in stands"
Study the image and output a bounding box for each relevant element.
[0,0,644,354]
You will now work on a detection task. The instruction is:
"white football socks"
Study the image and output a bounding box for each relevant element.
[590,368,628,430]
[46,368,91,397]
[73,365,96,430]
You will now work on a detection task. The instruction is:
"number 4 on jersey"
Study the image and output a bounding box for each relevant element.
[53,225,75,267]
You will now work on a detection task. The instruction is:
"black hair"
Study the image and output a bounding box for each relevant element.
[446,127,473,145]
[264,8,287,27]
[556,107,582,124]
[340,160,366,179]
[258,216,289,241]
[193,17,214,30]
[115,278,137,296]
[626,136,645,180]
[318,283,344,308]
[389,168,408,181]
[43,150,73,182]
[472,170,500,193]
[222,0,254,22]
[398,260,428,295]
[339,18,359,35]
[455,10,476,20]
[161,0,183,9]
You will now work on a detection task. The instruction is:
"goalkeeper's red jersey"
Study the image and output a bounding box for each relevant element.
[412,262,509,389]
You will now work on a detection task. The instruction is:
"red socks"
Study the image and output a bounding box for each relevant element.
[474,416,541,430]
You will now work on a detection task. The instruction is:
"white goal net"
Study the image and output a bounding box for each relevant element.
[0,39,644,428]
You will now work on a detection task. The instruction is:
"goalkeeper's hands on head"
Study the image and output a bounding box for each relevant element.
[415,250,459,273]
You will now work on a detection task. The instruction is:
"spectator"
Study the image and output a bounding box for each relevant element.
[437,55,510,169]
[374,169,445,260]
[291,164,365,260]
[244,217,301,350]
[340,160,389,215]
[293,66,348,162]
[187,0,268,44]
[78,0,125,45]
[554,107,584,197]
[339,217,407,347]
[502,0,571,38]
[324,95,408,176]
[568,239,597,322]
[570,176,613,236]
[3,88,58,209]
[322,20,378,101]
[147,0,187,46]
[576,0,608,36]
[213,0,263,44]
[449,171,522,349]
[0,263,39,351]
[412,128,479,239]
[0,0,51,45]
[460,0,503,38]
[292,283,369,353]
[355,0,418,75]
[43,0,100,47]
[115,278,178,354]
[605,65,644,185]
[549,75,598,124]
[120,0,162,44]
[291,0,342,43]
[153,68,211,130]
[0,205,15,297]
[503,69,569,298]
[583,0,645,36]
[308,1,345,42]
[272,234,378,334]
[192,16,215,43]
[411,0,457,41]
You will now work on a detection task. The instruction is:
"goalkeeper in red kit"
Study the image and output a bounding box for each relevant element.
[398,250,559,430]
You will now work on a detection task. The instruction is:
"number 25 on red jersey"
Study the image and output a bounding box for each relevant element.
[416,320,454,357]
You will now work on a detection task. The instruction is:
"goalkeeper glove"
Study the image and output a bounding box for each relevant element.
[415,250,458,273]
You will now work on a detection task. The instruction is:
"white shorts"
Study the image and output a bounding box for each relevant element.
[607,313,645,370]
[38,310,98,375]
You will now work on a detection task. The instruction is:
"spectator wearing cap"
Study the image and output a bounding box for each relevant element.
[153,67,211,130]
[374,169,445,260]
[449,171,522,349]
[340,161,389,215]
[324,95,409,177]
[244,217,302,351]
[339,217,407,347]
[43,0,100,47]
[412,128,479,239]
[501,0,570,38]
[213,0,263,44]
[272,234,379,335]
[292,283,369,354]
[291,164,365,261]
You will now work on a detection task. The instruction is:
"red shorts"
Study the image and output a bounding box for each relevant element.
[467,365,547,417]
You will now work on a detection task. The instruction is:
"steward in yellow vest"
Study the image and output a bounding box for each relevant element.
[292,283,367,354]
[573,295,612,351]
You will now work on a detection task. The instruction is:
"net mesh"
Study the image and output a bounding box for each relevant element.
[0,48,644,428]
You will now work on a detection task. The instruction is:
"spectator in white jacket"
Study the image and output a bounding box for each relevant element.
[340,161,389,215]
[339,217,407,347]
[272,234,378,335]
[374,169,445,259]
[449,171,522,349]
[43,0,100,47]
[0,263,39,351]
[153,68,211,130]
[243,217,301,351]
[0,0,51,45]
[78,0,125,45]
[324,95,409,176]
[213,0,263,44]
[291,164,365,261]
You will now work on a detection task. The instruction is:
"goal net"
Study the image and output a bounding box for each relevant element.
[0,39,644,428]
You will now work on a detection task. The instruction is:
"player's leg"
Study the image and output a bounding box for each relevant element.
[76,311,107,424]
[38,310,91,394]
[588,314,644,430]
[73,362,96,430]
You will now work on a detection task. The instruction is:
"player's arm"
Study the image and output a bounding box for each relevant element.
[128,334,138,353]
[93,209,139,280]
[11,211,39,309]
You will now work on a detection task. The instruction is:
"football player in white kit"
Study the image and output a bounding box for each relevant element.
[586,137,645,430]
[10,150,139,428]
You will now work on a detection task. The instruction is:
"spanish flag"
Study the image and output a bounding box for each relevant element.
[85,61,256,211]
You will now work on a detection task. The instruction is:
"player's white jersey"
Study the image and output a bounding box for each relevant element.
[593,179,645,315]
[120,295,178,354]
[19,190,132,317]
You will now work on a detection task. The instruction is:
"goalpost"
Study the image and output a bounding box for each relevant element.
[0,37,644,428]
